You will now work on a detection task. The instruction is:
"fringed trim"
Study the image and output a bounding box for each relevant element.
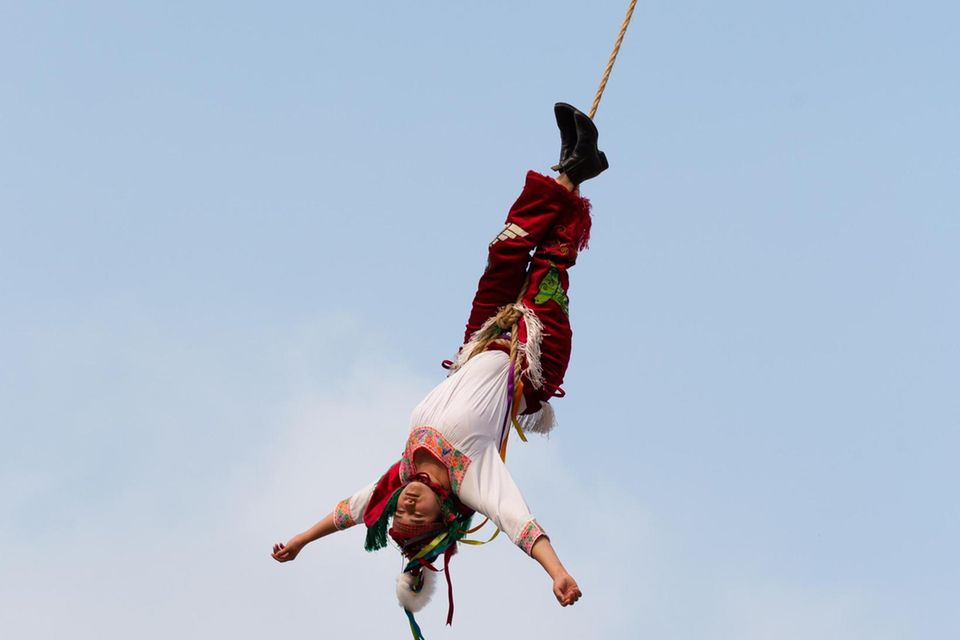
[453,303,545,391]
[516,303,544,390]
[577,196,593,251]
[364,489,401,551]
[518,401,556,436]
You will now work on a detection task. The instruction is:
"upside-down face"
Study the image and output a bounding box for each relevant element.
[393,481,443,528]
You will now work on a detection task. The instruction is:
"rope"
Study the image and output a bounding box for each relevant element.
[588,0,638,119]
[460,0,641,539]
[457,1,640,366]
[509,322,524,422]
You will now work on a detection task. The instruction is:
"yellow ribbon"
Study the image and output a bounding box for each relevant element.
[510,377,527,443]
[460,527,500,545]
[408,531,450,564]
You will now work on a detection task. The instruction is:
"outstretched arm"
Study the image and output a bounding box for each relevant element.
[458,448,582,606]
[271,476,382,563]
[531,537,583,606]
[271,512,338,562]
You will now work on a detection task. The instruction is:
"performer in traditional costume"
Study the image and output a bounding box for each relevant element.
[271,103,608,638]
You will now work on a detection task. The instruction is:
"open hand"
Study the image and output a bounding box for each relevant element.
[271,536,305,563]
[553,572,582,606]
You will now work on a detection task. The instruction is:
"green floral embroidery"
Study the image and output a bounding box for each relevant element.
[401,427,471,493]
[334,498,355,530]
[516,519,546,555]
[533,264,569,315]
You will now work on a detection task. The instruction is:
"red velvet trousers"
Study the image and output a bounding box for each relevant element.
[463,171,592,414]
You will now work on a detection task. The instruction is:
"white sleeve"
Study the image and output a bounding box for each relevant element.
[332,481,378,530]
[457,447,548,555]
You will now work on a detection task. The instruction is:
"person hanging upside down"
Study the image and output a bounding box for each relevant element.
[271,103,608,638]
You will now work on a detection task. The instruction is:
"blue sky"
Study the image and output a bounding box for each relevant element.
[1,1,958,638]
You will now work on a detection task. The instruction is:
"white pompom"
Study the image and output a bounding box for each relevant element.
[396,570,436,612]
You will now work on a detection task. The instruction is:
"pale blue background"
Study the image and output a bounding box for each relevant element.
[2,2,957,638]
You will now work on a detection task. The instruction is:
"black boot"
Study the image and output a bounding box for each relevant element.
[551,102,578,171]
[554,105,609,185]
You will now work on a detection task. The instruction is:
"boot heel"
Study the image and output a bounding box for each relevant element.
[553,102,578,171]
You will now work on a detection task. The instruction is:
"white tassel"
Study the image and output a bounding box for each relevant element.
[518,401,556,435]
[515,304,544,390]
[396,571,436,612]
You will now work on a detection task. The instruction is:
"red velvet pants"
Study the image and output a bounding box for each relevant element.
[463,171,592,414]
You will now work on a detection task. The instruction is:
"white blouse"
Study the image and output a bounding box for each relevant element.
[333,350,546,555]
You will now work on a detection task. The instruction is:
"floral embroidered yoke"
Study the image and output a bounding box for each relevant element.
[334,351,547,555]
[399,427,470,494]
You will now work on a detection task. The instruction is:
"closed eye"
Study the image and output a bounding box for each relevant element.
[394,507,426,525]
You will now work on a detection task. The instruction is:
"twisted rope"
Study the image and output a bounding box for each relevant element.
[461,2,638,550]
[497,3,641,394]
[509,327,523,397]
[466,2,639,367]
[588,0,638,119]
